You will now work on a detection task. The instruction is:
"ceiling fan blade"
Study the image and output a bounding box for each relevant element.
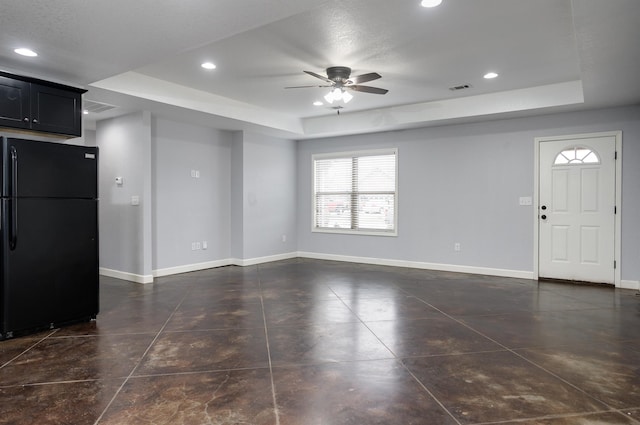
[304,70,333,84]
[347,72,381,85]
[347,85,389,95]
[285,85,333,89]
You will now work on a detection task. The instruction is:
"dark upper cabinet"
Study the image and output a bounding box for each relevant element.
[0,76,31,131]
[30,84,83,136]
[0,72,86,137]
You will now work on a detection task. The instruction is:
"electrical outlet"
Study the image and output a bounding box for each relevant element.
[281,235,287,243]
[202,241,208,250]
[454,242,461,252]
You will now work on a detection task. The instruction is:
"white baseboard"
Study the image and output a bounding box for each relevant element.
[103,253,640,288]
[153,259,234,278]
[297,251,535,280]
[231,252,298,267]
[101,253,300,283]
[620,280,640,290]
[99,267,154,284]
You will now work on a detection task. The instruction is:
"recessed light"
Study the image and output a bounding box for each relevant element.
[421,0,442,7]
[14,48,38,57]
[313,101,323,106]
[83,110,89,115]
[201,62,216,70]
[484,72,499,79]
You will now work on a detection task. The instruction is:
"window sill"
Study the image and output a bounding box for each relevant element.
[312,227,397,237]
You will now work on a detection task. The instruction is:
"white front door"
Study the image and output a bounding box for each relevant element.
[538,135,617,284]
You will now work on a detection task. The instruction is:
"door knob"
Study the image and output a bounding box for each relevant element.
[541,214,547,220]
[541,205,547,210]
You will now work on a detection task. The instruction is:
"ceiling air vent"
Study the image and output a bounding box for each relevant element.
[449,84,472,91]
[83,99,117,114]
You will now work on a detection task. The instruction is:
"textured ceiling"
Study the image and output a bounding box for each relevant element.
[1,0,638,138]
[134,0,579,118]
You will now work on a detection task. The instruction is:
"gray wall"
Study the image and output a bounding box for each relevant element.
[230,132,244,259]
[97,112,153,277]
[152,117,232,270]
[94,105,638,283]
[231,131,298,260]
[96,116,297,280]
[297,106,640,282]
[83,129,96,147]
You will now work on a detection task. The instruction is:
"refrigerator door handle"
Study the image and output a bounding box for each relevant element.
[9,146,17,250]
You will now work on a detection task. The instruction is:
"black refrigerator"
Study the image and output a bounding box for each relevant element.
[0,137,99,340]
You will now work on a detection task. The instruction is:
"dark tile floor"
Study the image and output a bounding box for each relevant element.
[1,258,639,424]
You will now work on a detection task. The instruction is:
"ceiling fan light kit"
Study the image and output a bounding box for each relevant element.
[324,88,353,104]
[324,91,335,104]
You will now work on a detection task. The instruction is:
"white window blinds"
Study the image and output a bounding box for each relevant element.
[313,149,397,235]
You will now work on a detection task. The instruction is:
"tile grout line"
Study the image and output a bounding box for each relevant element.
[408,292,621,415]
[0,329,58,370]
[268,272,637,423]
[391,281,630,423]
[389,281,464,425]
[399,362,464,425]
[256,264,282,425]
[470,408,640,425]
[329,280,463,425]
[92,287,191,425]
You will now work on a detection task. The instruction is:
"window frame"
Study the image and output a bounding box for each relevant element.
[311,148,398,237]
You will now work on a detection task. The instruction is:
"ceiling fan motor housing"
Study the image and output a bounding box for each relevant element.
[326,66,352,83]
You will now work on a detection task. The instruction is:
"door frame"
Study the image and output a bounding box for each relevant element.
[533,131,622,287]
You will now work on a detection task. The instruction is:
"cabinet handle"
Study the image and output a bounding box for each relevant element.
[32,119,39,123]
[23,117,29,122]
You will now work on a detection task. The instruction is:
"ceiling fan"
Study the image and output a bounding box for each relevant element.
[285,66,388,103]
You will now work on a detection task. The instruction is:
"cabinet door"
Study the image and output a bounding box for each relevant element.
[0,77,30,130]
[30,84,82,136]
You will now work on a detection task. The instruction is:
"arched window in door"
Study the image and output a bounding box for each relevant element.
[553,146,600,165]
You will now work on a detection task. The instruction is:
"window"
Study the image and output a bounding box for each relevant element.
[554,146,600,165]
[313,149,397,235]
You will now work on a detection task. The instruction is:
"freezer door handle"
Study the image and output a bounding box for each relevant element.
[9,199,17,250]
[9,146,17,250]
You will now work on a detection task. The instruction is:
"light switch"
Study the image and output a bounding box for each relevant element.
[131,195,140,206]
